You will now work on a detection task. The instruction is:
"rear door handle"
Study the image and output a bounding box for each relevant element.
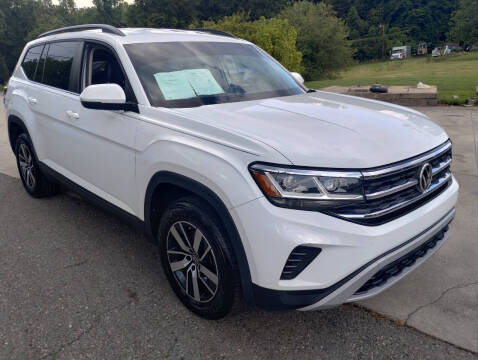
[27,97,37,104]
[66,110,80,120]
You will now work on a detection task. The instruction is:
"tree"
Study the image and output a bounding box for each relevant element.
[0,56,9,84]
[280,1,353,80]
[449,0,478,45]
[198,13,303,73]
[128,0,200,28]
[93,0,126,26]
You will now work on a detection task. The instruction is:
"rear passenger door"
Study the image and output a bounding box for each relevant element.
[30,41,83,174]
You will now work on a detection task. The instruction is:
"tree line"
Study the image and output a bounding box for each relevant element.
[0,0,477,84]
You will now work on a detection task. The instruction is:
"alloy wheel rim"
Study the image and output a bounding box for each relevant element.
[18,143,36,190]
[166,221,219,303]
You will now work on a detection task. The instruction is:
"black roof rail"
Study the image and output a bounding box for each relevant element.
[189,28,237,38]
[38,24,125,39]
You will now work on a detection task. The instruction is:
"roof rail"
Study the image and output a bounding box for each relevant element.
[189,28,237,38]
[38,24,125,39]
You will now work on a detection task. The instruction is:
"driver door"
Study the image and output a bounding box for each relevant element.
[65,42,138,215]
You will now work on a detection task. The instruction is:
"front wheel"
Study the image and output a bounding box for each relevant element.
[158,196,240,319]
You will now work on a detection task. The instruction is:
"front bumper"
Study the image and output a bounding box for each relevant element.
[231,176,459,310]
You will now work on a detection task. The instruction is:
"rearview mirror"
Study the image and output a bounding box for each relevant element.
[290,72,305,85]
[80,84,138,112]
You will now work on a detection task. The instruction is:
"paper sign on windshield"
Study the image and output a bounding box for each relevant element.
[153,69,224,100]
[153,71,196,100]
[185,69,224,96]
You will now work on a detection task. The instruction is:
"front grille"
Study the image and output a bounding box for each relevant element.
[355,224,450,294]
[280,246,322,280]
[330,141,453,226]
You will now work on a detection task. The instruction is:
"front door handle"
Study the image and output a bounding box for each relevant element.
[66,110,80,120]
[27,97,37,105]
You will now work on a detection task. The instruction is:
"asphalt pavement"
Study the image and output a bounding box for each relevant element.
[0,103,477,359]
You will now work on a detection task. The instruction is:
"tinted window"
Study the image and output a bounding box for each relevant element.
[125,42,305,108]
[22,45,44,80]
[35,44,49,83]
[43,42,81,91]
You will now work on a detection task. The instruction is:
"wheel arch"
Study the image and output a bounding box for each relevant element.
[7,115,30,152]
[144,171,254,305]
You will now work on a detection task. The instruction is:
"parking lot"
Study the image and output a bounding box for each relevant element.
[1,103,477,359]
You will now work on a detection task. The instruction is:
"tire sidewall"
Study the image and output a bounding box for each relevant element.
[15,133,41,196]
[158,198,236,319]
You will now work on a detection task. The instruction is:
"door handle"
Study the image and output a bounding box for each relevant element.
[27,97,37,104]
[66,110,80,120]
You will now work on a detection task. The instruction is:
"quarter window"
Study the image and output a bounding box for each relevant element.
[43,42,81,91]
[22,45,44,80]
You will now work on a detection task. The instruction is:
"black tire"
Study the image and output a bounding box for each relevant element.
[158,195,241,319]
[370,85,388,93]
[15,133,59,198]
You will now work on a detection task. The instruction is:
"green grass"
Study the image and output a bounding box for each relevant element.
[306,52,478,105]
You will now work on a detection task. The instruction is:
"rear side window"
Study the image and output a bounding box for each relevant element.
[22,45,44,80]
[43,42,81,91]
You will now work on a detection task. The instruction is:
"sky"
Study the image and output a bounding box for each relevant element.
[54,0,133,8]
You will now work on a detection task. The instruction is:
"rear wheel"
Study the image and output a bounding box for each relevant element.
[15,133,59,198]
[158,196,240,319]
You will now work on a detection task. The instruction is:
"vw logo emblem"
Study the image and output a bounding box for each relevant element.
[418,163,433,193]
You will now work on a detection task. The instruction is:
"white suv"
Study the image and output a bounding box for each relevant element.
[4,25,458,319]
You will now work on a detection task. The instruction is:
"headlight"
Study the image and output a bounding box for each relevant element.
[249,163,364,210]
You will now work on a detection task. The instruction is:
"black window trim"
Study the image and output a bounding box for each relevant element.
[36,43,49,84]
[21,43,45,82]
[22,38,138,104]
[20,39,84,95]
[81,39,138,104]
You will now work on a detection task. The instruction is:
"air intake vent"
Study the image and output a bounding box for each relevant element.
[355,224,449,294]
[280,246,322,280]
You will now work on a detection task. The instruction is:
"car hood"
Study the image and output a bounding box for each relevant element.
[174,91,448,168]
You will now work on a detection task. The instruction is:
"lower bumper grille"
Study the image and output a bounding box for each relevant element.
[280,246,322,280]
[355,224,450,294]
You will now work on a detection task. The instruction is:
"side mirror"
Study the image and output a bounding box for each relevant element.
[290,72,305,85]
[80,84,138,112]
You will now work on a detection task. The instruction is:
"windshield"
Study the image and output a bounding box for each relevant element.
[125,41,305,108]
[392,49,403,54]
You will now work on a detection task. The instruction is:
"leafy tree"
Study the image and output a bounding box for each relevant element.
[128,0,200,28]
[93,0,126,26]
[197,0,292,21]
[280,1,353,79]
[0,56,9,84]
[198,13,303,72]
[449,0,478,45]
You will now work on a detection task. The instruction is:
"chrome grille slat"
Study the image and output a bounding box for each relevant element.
[432,158,452,175]
[327,140,453,225]
[361,141,452,179]
[338,171,451,220]
[366,179,418,200]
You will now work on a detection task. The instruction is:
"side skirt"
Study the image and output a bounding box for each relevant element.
[39,162,145,231]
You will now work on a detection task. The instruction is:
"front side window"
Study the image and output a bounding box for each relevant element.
[82,43,135,102]
[42,41,81,91]
[125,41,305,108]
[22,45,44,80]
